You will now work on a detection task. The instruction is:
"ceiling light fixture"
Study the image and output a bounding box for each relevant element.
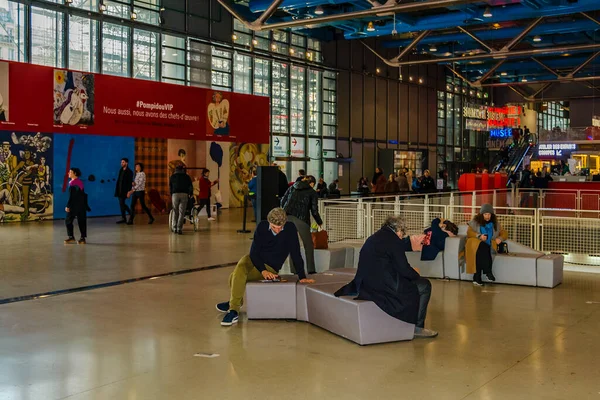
[232,34,238,41]
[271,43,277,51]
[252,38,258,46]
[409,76,413,81]
[306,52,312,59]
[483,7,492,18]
[522,77,528,82]
[492,23,501,29]
[418,78,423,84]
[429,45,437,52]
[533,35,542,42]
[391,14,397,36]
[314,5,324,15]
[376,68,381,74]
[500,72,508,76]
[98,1,106,12]
[130,8,137,20]
[367,21,375,32]
[65,0,73,5]
[289,48,295,55]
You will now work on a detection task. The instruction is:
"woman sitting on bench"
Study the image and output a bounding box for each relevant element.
[466,204,508,286]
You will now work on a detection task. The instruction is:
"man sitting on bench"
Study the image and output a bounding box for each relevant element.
[216,207,316,326]
[335,216,438,338]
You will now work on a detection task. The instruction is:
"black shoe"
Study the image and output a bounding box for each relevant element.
[216,302,229,313]
[148,218,155,224]
[116,219,126,224]
[126,220,133,225]
[485,272,496,282]
[473,274,484,286]
[178,230,183,235]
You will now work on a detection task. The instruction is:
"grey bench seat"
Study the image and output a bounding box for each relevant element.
[245,275,298,320]
[305,283,416,345]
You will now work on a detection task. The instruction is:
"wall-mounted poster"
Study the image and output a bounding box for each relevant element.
[0,131,53,222]
[0,62,9,122]
[207,91,230,136]
[53,70,95,126]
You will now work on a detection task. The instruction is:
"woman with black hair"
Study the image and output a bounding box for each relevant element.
[64,168,89,245]
[465,204,508,286]
[128,162,154,225]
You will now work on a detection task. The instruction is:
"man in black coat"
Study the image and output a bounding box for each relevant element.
[115,157,133,224]
[335,216,438,338]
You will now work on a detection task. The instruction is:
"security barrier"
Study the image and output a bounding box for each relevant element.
[320,190,600,265]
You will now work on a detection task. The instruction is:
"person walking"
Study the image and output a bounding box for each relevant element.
[169,164,193,234]
[115,158,133,224]
[384,174,400,194]
[64,168,89,245]
[281,175,323,275]
[128,162,154,225]
[198,168,219,221]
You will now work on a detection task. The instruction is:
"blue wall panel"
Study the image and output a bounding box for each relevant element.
[53,134,135,219]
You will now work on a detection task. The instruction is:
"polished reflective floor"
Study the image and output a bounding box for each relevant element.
[1,211,600,400]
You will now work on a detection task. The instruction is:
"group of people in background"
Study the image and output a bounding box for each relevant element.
[357,167,437,196]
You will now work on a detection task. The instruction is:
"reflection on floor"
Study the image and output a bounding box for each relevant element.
[1,210,600,399]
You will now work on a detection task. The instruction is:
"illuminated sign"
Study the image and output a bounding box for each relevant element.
[487,106,521,128]
[463,105,487,120]
[466,119,488,131]
[537,143,577,158]
[490,128,512,139]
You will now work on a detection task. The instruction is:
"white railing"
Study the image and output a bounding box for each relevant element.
[320,192,600,266]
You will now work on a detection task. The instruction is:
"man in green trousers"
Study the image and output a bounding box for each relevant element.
[216,207,315,326]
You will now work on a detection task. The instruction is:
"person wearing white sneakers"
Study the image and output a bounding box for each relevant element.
[198,168,218,221]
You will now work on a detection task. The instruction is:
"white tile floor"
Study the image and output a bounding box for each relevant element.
[1,210,600,399]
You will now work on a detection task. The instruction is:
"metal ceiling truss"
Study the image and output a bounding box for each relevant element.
[361,11,600,91]
[217,0,482,31]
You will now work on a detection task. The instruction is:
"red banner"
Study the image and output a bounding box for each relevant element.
[0,61,270,143]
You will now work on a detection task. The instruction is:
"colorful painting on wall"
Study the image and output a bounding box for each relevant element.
[229,143,269,207]
[53,133,134,219]
[53,70,95,126]
[0,131,53,222]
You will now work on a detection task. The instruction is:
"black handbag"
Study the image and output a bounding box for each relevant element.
[498,242,509,254]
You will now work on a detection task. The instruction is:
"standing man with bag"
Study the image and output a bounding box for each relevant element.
[115,158,133,224]
[281,175,323,274]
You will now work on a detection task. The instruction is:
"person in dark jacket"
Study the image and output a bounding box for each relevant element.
[115,158,133,224]
[169,165,193,234]
[335,216,438,338]
[274,163,289,199]
[215,208,315,326]
[357,177,370,196]
[198,168,218,221]
[420,218,458,261]
[295,169,306,182]
[420,169,436,193]
[519,165,533,207]
[371,167,386,194]
[316,177,328,198]
[281,175,323,274]
[64,168,89,245]
[328,179,341,198]
[384,174,400,194]
[396,172,409,192]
